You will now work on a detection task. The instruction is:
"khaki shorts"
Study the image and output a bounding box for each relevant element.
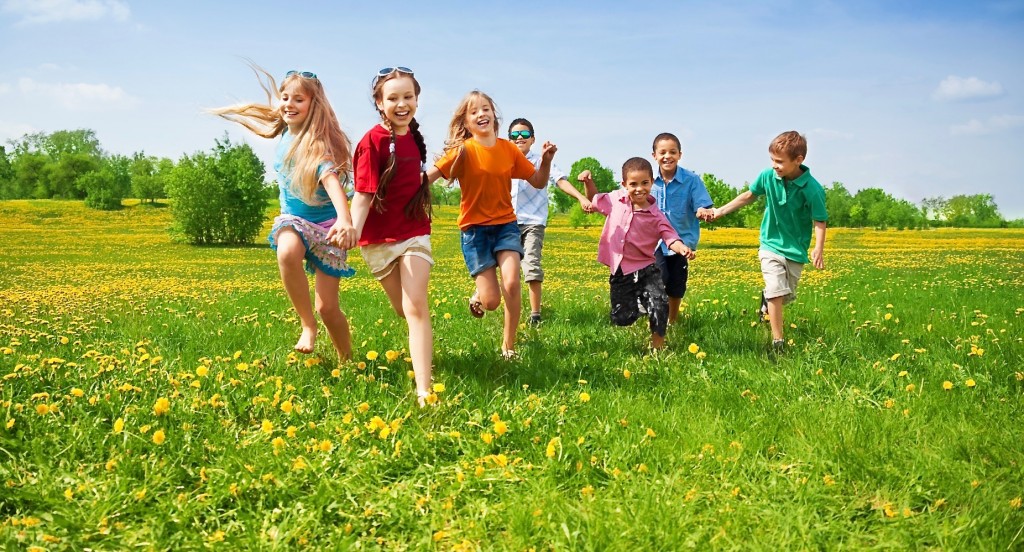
[360,235,434,280]
[759,249,803,303]
[519,224,545,282]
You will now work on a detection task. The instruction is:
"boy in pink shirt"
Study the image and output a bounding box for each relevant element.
[580,157,697,350]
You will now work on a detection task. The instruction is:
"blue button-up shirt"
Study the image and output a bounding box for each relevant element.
[650,166,713,253]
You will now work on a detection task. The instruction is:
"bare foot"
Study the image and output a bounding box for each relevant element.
[294,327,317,354]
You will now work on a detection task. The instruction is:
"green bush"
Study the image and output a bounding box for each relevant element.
[166,137,268,245]
[80,168,126,210]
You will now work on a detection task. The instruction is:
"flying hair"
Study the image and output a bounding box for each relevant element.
[209,62,351,205]
[442,90,500,181]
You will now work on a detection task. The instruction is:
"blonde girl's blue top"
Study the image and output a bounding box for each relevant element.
[274,130,338,223]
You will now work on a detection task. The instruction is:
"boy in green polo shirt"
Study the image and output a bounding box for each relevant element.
[704,131,828,352]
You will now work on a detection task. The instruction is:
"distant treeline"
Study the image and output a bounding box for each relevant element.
[1,129,1019,228]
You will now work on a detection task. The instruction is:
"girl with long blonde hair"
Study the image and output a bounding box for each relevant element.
[424,90,557,359]
[212,64,357,361]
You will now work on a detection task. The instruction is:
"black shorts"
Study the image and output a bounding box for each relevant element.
[609,264,669,337]
[655,249,689,299]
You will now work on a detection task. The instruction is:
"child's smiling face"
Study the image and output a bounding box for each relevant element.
[509,123,535,155]
[622,169,654,209]
[652,138,681,178]
[465,97,495,138]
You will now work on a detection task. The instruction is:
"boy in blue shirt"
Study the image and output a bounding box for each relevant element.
[650,132,715,325]
[706,131,828,352]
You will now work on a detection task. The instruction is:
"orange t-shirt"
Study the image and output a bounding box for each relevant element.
[435,138,536,229]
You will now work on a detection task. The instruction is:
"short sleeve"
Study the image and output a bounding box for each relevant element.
[592,192,612,216]
[692,175,714,209]
[748,171,768,196]
[434,147,460,179]
[550,161,567,184]
[809,183,829,222]
[510,143,536,181]
[353,135,382,194]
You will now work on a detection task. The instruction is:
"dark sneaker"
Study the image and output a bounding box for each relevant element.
[529,312,542,325]
[772,339,785,353]
[760,292,769,322]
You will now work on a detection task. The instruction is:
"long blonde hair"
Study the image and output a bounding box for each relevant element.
[441,90,500,181]
[210,63,351,204]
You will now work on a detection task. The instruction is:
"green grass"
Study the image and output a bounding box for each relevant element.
[1,199,1022,550]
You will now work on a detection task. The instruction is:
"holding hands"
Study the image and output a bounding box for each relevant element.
[697,207,718,222]
[327,219,358,250]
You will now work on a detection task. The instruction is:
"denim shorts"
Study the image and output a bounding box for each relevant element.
[461,221,524,277]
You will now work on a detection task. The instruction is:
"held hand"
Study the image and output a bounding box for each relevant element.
[811,248,825,270]
[695,207,714,222]
[541,141,557,161]
[327,220,358,250]
[578,197,593,213]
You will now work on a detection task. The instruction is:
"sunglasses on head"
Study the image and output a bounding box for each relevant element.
[377,66,414,77]
[509,130,533,140]
[285,70,317,80]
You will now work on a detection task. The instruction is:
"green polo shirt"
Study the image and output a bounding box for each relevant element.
[748,165,828,264]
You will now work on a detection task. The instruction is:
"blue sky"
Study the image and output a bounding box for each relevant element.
[2,0,1023,218]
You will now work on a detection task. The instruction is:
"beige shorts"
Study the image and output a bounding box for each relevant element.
[519,224,545,282]
[759,249,803,303]
[360,235,434,280]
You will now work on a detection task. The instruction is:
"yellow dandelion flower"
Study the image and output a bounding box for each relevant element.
[546,437,560,458]
[331,368,341,378]
[153,397,170,416]
[898,370,909,377]
[696,351,707,360]
[494,420,508,435]
[357,402,370,413]
[890,353,901,361]
[646,428,657,438]
[622,369,631,379]
[688,343,699,354]
[5,418,13,429]
[105,458,117,471]
[366,350,379,361]
[966,379,976,388]
[884,399,895,409]
[152,429,166,445]
[474,465,485,477]
[942,381,953,391]
[884,313,893,320]
[581,485,594,498]
[319,440,333,452]
[261,419,273,433]
[1010,497,1022,509]
[905,384,916,392]
[823,474,835,486]
[579,392,591,403]
[196,365,208,377]
[291,456,307,471]
[272,437,286,449]
[35,404,49,416]
[280,400,293,414]
[481,432,493,444]
[385,350,400,362]
[71,388,84,398]
[113,418,124,434]
[286,425,297,438]
[432,382,446,393]
[433,530,447,542]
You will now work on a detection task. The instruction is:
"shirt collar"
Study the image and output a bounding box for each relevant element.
[778,165,811,188]
[655,166,684,185]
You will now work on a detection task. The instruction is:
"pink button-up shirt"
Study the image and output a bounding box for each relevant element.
[593,188,682,275]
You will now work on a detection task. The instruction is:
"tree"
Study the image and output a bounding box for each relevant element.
[131,153,170,204]
[556,157,614,213]
[824,182,854,227]
[80,168,124,210]
[0,145,13,199]
[11,152,50,199]
[701,173,742,227]
[166,135,269,244]
[921,196,948,224]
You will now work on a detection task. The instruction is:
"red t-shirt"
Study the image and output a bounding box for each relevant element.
[353,124,431,245]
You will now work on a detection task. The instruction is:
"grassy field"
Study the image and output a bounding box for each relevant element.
[1,199,1022,550]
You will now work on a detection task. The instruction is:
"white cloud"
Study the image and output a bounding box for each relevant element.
[933,75,1004,102]
[0,120,37,142]
[18,77,140,110]
[0,83,11,94]
[1,0,129,24]
[950,114,1024,135]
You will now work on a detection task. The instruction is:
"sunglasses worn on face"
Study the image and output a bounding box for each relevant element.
[509,130,533,140]
[285,70,317,79]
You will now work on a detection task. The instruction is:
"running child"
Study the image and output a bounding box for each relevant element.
[350,67,435,405]
[580,158,695,350]
[650,132,715,325]
[212,65,357,361]
[508,117,592,325]
[703,130,828,352]
[424,91,556,359]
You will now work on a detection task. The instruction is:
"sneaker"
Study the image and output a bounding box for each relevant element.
[771,339,785,353]
[760,292,769,322]
[529,312,542,325]
[501,349,519,361]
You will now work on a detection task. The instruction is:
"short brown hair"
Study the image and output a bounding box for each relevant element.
[621,157,654,180]
[769,131,807,160]
[652,132,681,152]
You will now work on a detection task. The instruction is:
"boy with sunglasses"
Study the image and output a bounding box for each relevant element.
[508,118,592,324]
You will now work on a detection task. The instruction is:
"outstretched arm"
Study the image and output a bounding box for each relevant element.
[705,190,757,221]
[526,141,558,189]
[667,239,696,260]
[556,177,592,211]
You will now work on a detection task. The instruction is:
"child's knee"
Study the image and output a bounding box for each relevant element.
[316,300,343,320]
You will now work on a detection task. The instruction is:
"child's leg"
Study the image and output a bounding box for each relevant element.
[313,269,351,361]
[520,224,545,317]
[655,251,688,325]
[381,256,433,396]
[275,228,318,353]
[496,250,523,352]
[641,266,669,349]
[767,297,785,341]
[473,267,503,312]
[528,281,542,316]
